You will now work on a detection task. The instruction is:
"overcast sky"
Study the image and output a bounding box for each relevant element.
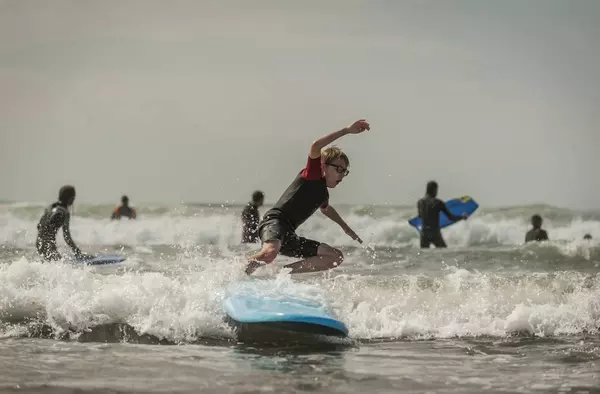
[1,0,599,209]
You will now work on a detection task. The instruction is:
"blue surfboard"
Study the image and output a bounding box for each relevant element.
[408,196,479,231]
[74,254,126,266]
[223,293,348,338]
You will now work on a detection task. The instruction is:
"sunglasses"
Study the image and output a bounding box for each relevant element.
[327,163,350,176]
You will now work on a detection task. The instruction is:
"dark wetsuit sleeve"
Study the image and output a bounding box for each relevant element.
[62,212,81,256]
[439,200,462,222]
[300,156,323,180]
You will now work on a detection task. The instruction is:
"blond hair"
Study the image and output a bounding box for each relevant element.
[321,146,349,166]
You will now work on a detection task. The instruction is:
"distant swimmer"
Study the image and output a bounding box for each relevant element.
[417,181,467,249]
[111,195,136,220]
[583,234,592,240]
[36,185,87,261]
[525,214,548,243]
[241,190,264,243]
[244,119,369,275]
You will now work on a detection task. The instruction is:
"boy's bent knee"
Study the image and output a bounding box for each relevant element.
[318,244,344,265]
[332,248,344,265]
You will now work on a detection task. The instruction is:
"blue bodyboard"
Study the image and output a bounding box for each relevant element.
[408,196,479,231]
[74,254,126,266]
[223,293,348,338]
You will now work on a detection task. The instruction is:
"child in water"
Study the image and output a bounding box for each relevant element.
[525,214,549,243]
[36,185,87,261]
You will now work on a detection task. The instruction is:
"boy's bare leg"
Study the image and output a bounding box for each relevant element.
[283,244,344,274]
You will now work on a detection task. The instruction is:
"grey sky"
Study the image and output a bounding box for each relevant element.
[1,0,599,209]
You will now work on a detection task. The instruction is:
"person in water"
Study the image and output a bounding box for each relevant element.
[241,190,265,243]
[245,119,369,275]
[525,214,548,243]
[111,195,137,220]
[417,181,467,249]
[36,185,86,261]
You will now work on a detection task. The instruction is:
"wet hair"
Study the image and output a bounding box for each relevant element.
[426,181,438,197]
[252,190,264,203]
[583,234,592,240]
[322,146,349,167]
[58,185,76,204]
[121,195,129,204]
[531,214,543,228]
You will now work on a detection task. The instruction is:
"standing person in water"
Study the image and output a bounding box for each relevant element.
[245,119,369,275]
[525,214,549,243]
[111,195,137,220]
[241,190,264,243]
[36,185,87,261]
[417,181,467,249]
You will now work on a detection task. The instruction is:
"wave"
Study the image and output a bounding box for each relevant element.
[1,258,598,343]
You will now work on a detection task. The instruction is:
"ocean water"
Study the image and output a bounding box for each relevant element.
[1,202,599,393]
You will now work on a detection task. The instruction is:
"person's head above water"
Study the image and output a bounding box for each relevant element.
[322,146,350,188]
[58,185,76,206]
[121,195,129,206]
[426,181,438,198]
[251,190,264,206]
[531,214,543,229]
[584,234,592,240]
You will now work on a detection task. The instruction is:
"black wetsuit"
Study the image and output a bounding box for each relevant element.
[111,205,136,220]
[36,202,82,261]
[417,196,462,248]
[525,228,548,243]
[258,156,329,258]
[241,203,260,243]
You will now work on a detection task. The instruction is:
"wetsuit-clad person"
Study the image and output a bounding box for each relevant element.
[111,195,136,220]
[241,190,264,243]
[245,119,370,275]
[36,185,86,261]
[417,181,466,248]
[525,214,548,243]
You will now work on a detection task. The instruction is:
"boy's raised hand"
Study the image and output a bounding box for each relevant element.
[346,119,370,134]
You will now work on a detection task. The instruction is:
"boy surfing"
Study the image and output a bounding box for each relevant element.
[245,119,370,274]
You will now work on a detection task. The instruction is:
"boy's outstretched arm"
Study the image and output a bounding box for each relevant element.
[309,119,370,158]
[321,205,363,243]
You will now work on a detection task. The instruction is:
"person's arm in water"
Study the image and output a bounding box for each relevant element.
[321,205,363,243]
[62,213,83,258]
[131,208,137,219]
[309,119,370,159]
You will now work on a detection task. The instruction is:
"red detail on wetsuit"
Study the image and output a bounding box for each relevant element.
[301,156,323,181]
